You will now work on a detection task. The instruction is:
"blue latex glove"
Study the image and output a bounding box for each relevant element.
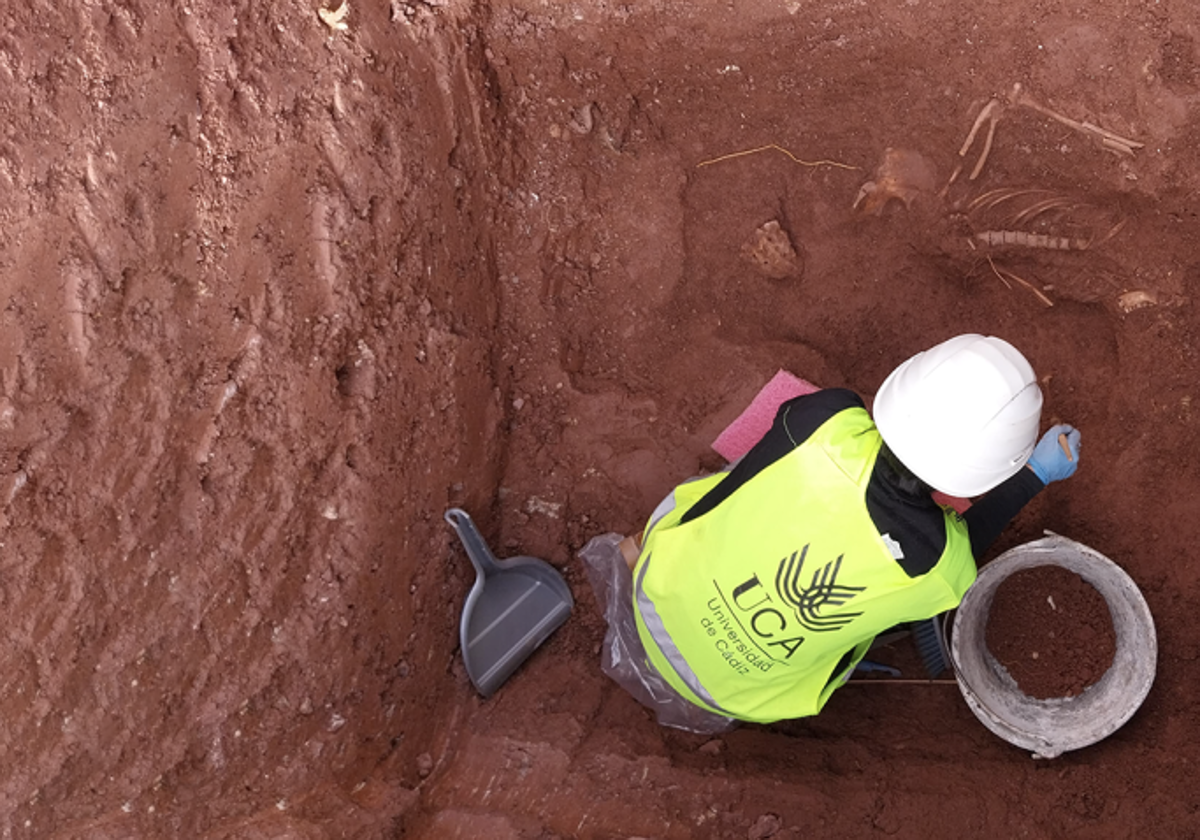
[1027,424,1081,485]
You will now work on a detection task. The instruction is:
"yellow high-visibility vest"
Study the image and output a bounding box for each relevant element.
[633,406,976,722]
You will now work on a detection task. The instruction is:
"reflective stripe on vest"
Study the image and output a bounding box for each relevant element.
[634,553,734,715]
[632,406,976,723]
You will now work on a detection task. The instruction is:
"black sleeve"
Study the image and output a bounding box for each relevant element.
[962,467,1046,557]
[680,389,863,524]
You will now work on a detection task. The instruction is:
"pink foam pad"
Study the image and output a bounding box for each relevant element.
[711,369,973,513]
[711,370,819,463]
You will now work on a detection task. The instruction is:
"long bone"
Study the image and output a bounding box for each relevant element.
[950,83,1143,186]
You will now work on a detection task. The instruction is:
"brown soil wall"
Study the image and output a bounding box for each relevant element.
[0,2,506,835]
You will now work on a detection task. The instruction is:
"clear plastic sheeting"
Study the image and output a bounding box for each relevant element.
[578,533,738,734]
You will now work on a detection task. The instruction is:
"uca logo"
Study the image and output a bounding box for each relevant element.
[776,545,865,633]
[721,543,868,663]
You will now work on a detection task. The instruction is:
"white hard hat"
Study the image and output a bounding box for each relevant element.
[873,334,1043,497]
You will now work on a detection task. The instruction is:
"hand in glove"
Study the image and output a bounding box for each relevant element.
[1027,424,1081,485]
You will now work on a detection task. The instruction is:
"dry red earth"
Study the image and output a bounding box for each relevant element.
[986,565,1118,699]
[2,0,1200,837]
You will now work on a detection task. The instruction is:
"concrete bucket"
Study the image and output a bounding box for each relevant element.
[950,533,1157,759]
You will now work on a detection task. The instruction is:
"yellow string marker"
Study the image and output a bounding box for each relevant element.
[696,144,858,171]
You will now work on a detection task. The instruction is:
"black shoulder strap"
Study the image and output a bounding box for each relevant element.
[680,389,863,524]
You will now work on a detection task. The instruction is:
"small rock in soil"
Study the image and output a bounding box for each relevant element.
[741,220,802,280]
[748,813,783,839]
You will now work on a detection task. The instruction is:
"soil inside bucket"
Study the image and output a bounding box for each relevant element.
[984,565,1117,699]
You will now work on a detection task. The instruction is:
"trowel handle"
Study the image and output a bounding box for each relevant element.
[444,508,501,576]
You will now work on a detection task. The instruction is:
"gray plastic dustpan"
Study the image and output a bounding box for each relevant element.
[444,508,574,697]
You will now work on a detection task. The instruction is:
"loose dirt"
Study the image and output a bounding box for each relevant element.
[986,565,1118,699]
[2,0,1199,837]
